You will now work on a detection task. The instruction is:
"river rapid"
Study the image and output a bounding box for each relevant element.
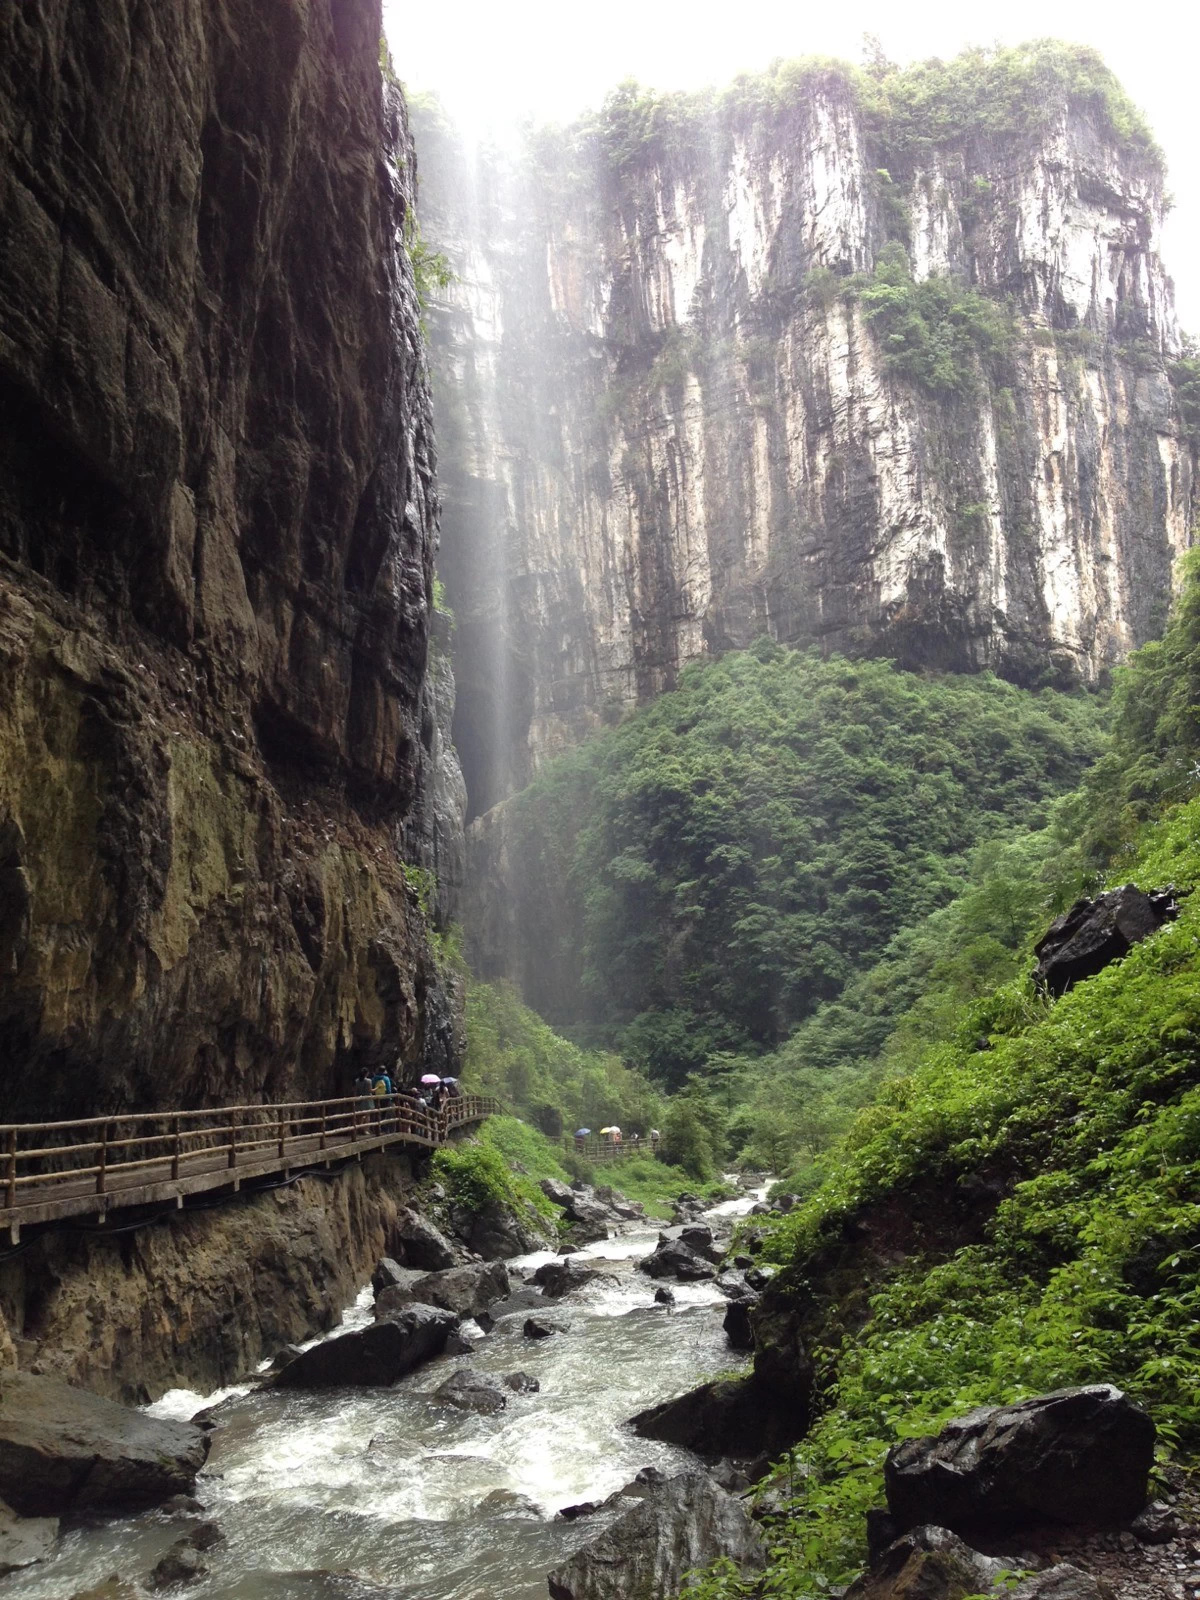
[8,1188,765,1600]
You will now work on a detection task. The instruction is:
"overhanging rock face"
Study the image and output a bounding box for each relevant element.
[0,0,465,1115]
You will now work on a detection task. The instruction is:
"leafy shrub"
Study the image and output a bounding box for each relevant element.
[432,1136,556,1223]
[852,243,1013,397]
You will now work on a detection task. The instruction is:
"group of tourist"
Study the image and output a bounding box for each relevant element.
[351,1070,460,1136]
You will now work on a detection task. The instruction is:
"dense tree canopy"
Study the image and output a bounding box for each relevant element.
[503,645,1106,1083]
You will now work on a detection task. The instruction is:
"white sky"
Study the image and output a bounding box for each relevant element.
[383,0,1200,334]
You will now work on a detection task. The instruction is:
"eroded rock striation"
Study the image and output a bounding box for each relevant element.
[412,48,1195,820]
[0,0,464,1117]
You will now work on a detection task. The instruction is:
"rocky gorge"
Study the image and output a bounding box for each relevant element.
[414,49,1196,819]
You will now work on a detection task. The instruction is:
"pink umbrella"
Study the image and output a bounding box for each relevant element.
[420,1074,441,1085]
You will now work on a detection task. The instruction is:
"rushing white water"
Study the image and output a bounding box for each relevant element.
[6,1190,766,1600]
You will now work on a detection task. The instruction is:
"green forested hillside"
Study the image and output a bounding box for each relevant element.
[493,645,1106,1085]
[691,560,1200,1597]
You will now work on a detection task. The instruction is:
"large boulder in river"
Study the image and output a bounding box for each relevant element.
[376,1261,510,1321]
[274,1305,457,1388]
[723,1300,755,1351]
[885,1385,1155,1535]
[371,1258,428,1297]
[538,1180,611,1242]
[547,1471,765,1600]
[636,1239,714,1281]
[389,1209,459,1271]
[433,1370,507,1415]
[467,1198,553,1260]
[0,1372,209,1516]
[679,1225,722,1263]
[533,1258,599,1298]
[1033,885,1179,996]
[631,1376,801,1461]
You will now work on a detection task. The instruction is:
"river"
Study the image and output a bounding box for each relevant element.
[7,1188,764,1600]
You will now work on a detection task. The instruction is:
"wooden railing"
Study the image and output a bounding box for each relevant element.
[0,1092,498,1237]
[567,1137,649,1163]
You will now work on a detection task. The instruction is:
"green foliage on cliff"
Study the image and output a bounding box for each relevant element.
[858,40,1162,169]
[688,567,1200,1597]
[432,1133,557,1224]
[1171,355,1200,445]
[461,979,665,1139]
[498,646,1106,1084]
[851,243,1014,396]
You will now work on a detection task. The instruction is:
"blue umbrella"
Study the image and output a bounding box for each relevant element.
[575,1128,591,1137]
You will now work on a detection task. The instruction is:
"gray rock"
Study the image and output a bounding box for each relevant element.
[184,1520,224,1552]
[886,1385,1155,1535]
[377,1260,509,1321]
[679,1225,721,1263]
[636,1239,715,1282]
[0,1372,209,1517]
[533,1259,599,1297]
[433,1370,507,1415]
[273,1305,457,1388]
[484,1287,548,1325]
[148,1538,208,1590]
[468,1199,552,1260]
[524,1317,568,1340]
[653,1286,675,1307]
[844,1524,1014,1600]
[477,1489,542,1517]
[1034,885,1179,996]
[723,1300,754,1351]
[715,1271,759,1304]
[503,1372,540,1394]
[1131,1499,1184,1543]
[1011,1566,1112,1599]
[632,1376,802,1461]
[0,1497,57,1576]
[547,1470,765,1600]
[371,1259,428,1297]
[390,1209,459,1271]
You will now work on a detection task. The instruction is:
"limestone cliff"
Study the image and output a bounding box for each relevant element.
[0,0,464,1118]
[414,47,1196,815]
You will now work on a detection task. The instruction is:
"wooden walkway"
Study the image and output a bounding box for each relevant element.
[0,1093,499,1242]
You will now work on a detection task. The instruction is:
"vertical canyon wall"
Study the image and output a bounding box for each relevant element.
[0,0,464,1119]
[415,50,1196,817]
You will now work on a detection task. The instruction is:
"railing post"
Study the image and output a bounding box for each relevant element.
[96,1122,109,1195]
[5,1130,15,1210]
[319,1107,327,1151]
[278,1109,286,1162]
[171,1115,181,1181]
[227,1109,238,1169]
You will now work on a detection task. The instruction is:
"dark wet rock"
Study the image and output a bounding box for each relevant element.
[723,1300,755,1351]
[636,1240,714,1282]
[885,1385,1155,1535]
[468,1198,553,1260]
[68,1582,139,1600]
[444,1325,483,1356]
[750,1296,813,1420]
[631,1376,803,1461]
[391,1210,459,1272]
[679,1225,722,1263]
[844,1524,1013,1600]
[148,1537,207,1589]
[478,1489,542,1518]
[190,1393,246,1431]
[533,1258,600,1297]
[0,1497,57,1576]
[371,1259,428,1297]
[524,1317,568,1340]
[653,1286,676,1307]
[433,1370,507,1415]
[1131,1499,1184,1544]
[772,1193,800,1213]
[715,1271,759,1304]
[377,1260,510,1321]
[484,1287,548,1326]
[1033,885,1179,996]
[732,1254,754,1270]
[0,1372,209,1517]
[744,1265,777,1291]
[749,1202,771,1216]
[503,1372,540,1394]
[547,1470,765,1600]
[273,1305,457,1388]
[558,1246,582,1256]
[160,1495,206,1517]
[262,1344,306,1376]
[185,1521,225,1552]
[558,1499,606,1521]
